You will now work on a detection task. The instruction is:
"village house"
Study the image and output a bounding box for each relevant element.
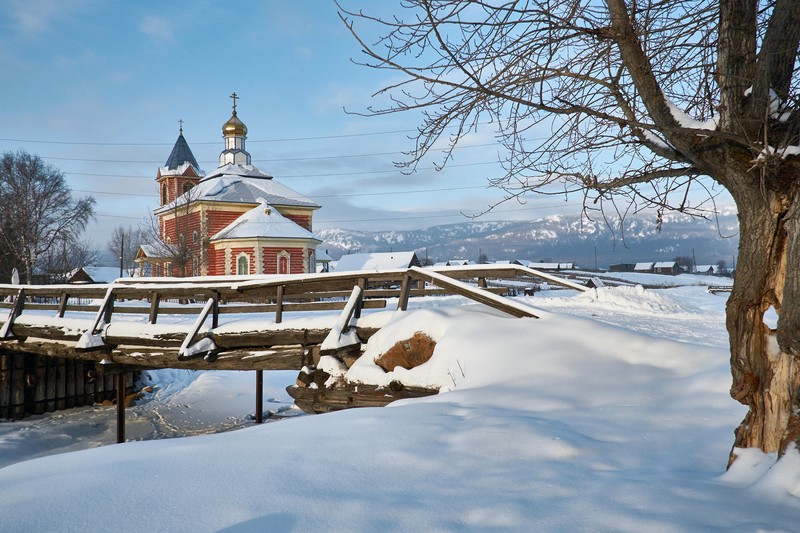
[333,252,420,272]
[136,95,321,277]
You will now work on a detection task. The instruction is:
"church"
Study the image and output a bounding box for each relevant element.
[136,95,321,277]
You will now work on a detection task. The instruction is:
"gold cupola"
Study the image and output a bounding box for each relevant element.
[220,92,251,166]
[223,111,248,137]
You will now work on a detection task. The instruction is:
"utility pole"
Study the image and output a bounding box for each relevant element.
[119,232,124,278]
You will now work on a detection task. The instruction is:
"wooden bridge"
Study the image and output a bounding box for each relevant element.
[0,264,586,440]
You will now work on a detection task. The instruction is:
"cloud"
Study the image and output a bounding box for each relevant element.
[139,15,174,43]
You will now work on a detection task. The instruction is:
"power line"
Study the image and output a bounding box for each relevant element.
[63,160,501,180]
[36,141,499,165]
[72,184,491,200]
[0,123,500,147]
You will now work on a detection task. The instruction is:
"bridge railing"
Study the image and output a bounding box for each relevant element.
[0,264,584,370]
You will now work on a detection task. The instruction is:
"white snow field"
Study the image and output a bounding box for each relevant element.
[1,284,799,532]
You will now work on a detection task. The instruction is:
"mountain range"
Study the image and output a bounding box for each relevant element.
[317,211,740,269]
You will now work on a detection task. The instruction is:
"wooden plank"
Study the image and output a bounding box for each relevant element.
[178,298,216,359]
[408,267,539,318]
[0,340,307,371]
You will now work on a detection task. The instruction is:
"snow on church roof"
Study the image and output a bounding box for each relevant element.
[334,252,418,272]
[211,200,321,242]
[156,163,319,213]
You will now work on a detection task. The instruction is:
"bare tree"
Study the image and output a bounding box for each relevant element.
[107,226,145,277]
[37,238,100,283]
[143,184,206,277]
[338,0,800,461]
[0,151,95,284]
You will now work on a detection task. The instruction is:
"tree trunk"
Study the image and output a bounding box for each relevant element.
[728,186,800,463]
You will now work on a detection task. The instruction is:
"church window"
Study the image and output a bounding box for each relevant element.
[192,257,199,277]
[161,183,168,205]
[182,182,194,194]
[237,254,249,275]
[307,250,316,274]
[278,251,290,275]
[192,231,199,245]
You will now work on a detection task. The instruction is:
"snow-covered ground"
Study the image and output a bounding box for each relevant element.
[1,284,799,532]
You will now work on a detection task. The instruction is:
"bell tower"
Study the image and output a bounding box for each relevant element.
[156,120,203,206]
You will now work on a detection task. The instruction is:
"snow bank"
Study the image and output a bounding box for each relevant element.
[1,288,799,531]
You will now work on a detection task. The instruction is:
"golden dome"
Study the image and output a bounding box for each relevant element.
[223,111,248,137]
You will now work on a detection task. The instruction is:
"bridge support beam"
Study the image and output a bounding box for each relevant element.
[116,372,125,444]
[255,370,264,424]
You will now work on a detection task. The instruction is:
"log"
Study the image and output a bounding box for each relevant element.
[33,356,46,415]
[0,354,9,419]
[11,354,25,419]
[55,358,66,410]
[286,383,437,414]
[45,358,57,412]
[65,358,76,409]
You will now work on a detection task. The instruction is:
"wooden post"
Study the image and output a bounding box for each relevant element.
[116,371,125,444]
[398,274,412,311]
[103,294,116,325]
[255,369,264,424]
[148,291,160,324]
[354,278,366,319]
[56,292,69,318]
[212,291,220,329]
[275,285,285,324]
[0,288,26,338]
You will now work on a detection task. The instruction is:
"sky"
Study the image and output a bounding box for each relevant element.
[0,1,732,253]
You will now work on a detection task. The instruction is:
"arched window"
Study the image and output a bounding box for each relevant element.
[161,183,168,205]
[237,254,249,275]
[278,251,290,275]
[192,257,199,277]
[307,250,316,273]
[192,230,199,245]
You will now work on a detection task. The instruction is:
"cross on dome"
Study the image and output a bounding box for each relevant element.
[230,92,239,113]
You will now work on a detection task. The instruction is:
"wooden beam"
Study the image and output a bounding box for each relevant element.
[408,267,538,318]
[0,288,25,339]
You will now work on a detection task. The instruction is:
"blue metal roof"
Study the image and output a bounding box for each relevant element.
[164,133,201,171]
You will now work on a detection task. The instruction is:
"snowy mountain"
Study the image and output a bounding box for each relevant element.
[317,211,740,267]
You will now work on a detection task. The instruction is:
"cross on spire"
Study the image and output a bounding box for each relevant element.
[178,118,184,134]
[230,92,239,113]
